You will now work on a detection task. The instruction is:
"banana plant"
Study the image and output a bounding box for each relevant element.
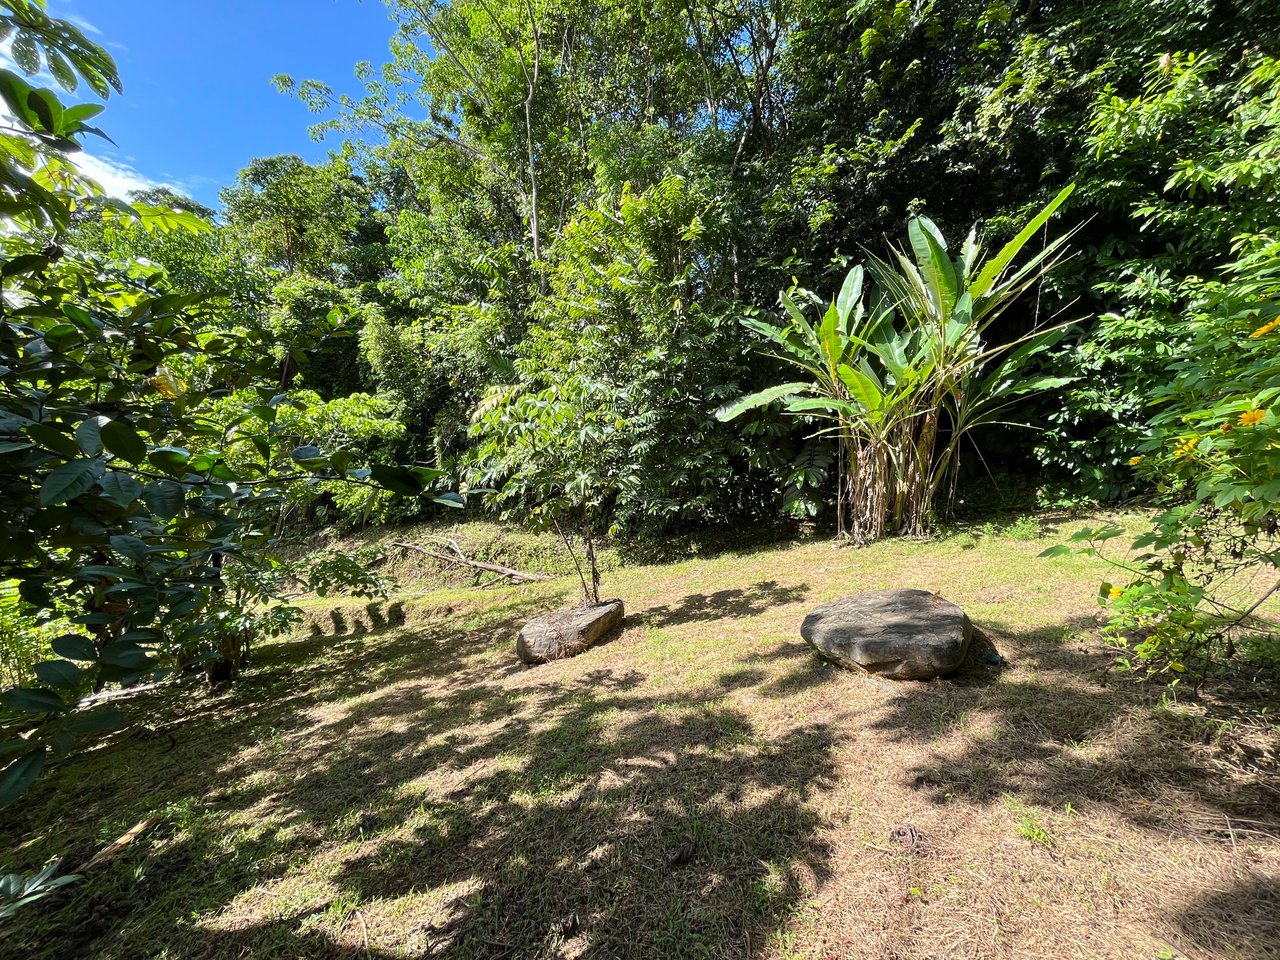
[719,185,1079,541]
[717,266,901,537]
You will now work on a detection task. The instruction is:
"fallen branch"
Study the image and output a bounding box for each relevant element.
[388,541,549,583]
[1219,577,1280,632]
[75,681,166,709]
[82,819,152,871]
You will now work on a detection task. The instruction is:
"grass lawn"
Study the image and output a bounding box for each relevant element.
[2,516,1278,959]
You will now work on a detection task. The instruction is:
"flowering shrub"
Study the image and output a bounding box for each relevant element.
[1047,236,1280,672]
[1042,55,1280,673]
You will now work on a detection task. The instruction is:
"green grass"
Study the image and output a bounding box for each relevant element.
[2,513,1278,960]
[1005,796,1055,847]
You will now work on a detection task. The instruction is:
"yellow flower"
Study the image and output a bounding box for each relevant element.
[1239,409,1266,427]
[1173,435,1201,458]
[1108,586,1124,600]
[1249,317,1280,338]
[1128,455,1144,466]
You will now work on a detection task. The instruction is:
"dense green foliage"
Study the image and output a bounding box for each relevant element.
[1038,52,1280,675]
[720,187,1077,542]
[271,0,1280,535]
[2,0,1280,819]
[0,2,458,808]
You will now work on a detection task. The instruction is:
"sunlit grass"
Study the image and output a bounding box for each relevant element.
[2,512,1277,960]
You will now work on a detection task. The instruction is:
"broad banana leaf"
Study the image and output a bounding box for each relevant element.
[837,364,885,413]
[908,215,958,316]
[836,265,864,329]
[969,183,1075,301]
[714,381,812,422]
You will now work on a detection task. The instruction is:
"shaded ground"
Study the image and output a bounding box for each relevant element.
[2,520,1278,959]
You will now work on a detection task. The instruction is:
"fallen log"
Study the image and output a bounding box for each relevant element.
[82,819,153,871]
[388,541,550,583]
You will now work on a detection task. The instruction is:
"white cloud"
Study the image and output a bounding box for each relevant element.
[75,151,177,199]
[65,15,103,36]
[0,39,190,202]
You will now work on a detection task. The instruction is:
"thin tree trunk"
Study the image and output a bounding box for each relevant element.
[581,509,601,606]
[518,0,543,278]
[836,426,847,539]
[553,517,591,605]
[524,72,541,266]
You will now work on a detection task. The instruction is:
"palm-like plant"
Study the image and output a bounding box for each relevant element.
[719,185,1079,542]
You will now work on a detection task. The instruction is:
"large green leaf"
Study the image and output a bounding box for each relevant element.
[148,446,190,475]
[141,480,185,519]
[0,752,45,809]
[26,423,80,460]
[75,415,109,456]
[837,365,885,412]
[109,534,149,563]
[943,294,975,348]
[370,463,425,496]
[817,301,842,371]
[410,466,447,485]
[33,660,82,690]
[835,266,864,328]
[50,634,96,662]
[908,216,958,315]
[98,472,143,507]
[714,382,811,421]
[1,688,64,714]
[100,418,147,464]
[39,458,105,505]
[130,204,213,235]
[866,326,911,382]
[969,184,1075,301]
[783,397,861,418]
[99,641,151,670]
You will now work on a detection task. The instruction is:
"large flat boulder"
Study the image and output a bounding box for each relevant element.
[517,600,625,665]
[800,588,971,680]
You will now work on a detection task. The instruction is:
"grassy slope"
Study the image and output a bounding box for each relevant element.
[3,516,1279,960]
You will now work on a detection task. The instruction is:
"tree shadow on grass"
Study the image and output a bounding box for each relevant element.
[5,586,839,960]
[869,613,1280,829]
[859,613,1280,960]
[308,598,408,638]
[197,664,837,958]
[635,580,810,628]
[1167,873,1280,960]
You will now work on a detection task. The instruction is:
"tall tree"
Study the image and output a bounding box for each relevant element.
[220,154,378,281]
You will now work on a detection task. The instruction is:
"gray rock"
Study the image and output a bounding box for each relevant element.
[800,588,971,680]
[517,600,625,665]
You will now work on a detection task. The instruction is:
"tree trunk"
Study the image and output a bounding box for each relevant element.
[581,510,601,606]
[836,430,847,539]
[553,517,592,606]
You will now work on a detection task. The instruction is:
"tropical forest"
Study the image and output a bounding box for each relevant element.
[0,0,1278,957]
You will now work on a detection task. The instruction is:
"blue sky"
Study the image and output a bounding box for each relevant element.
[47,0,398,207]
